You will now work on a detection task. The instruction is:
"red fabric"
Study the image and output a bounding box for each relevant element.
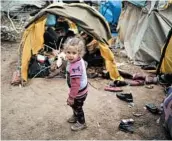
[69,77,81,98]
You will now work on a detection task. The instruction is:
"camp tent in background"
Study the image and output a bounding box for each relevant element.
[20,3,121,82]
[99,0,122,35]
[157,28,172,74]
[117,0,172,65]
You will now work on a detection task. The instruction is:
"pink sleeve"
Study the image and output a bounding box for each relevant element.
[69,77,81,98]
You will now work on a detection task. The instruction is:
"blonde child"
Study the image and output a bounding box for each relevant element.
[64,36,88,131]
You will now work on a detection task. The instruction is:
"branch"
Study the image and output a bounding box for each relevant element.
[7,8,19,34]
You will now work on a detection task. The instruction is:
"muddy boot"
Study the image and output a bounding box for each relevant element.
[67,115,77,123]
[71,121,87,131]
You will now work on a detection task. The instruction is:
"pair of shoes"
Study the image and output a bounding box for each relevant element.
[119,119,135,133]
[67,115,77,123]
[116,93,133,102]
[71,121,87,131]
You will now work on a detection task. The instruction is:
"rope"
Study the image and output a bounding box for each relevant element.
[30,65,51,80]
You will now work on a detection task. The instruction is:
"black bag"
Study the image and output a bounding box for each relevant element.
[28,55,50,78]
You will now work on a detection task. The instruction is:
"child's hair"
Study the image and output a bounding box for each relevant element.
[63,35,86,57]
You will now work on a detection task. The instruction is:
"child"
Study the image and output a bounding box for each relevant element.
[64,36,88,131]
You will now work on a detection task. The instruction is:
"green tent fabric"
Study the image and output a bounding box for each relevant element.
[25,3,112,44]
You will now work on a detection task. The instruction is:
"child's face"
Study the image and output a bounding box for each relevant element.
[65,46,79,63]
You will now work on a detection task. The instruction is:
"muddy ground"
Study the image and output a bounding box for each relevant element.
[1,41,167,140]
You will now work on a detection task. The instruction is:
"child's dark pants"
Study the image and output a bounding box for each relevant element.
[71,94,87,124]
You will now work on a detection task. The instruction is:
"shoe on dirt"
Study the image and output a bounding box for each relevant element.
[71,121,87,131]
[119,122,135,133]
[67,115,77,123]
[121,118,134,125]
[145,103,160,114]
[116,93,133,102]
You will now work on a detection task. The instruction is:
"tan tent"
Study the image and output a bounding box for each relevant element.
[21,3,122,82]
[117,1,172,65]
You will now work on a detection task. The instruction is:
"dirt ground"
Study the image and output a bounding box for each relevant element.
[1,41,167,140]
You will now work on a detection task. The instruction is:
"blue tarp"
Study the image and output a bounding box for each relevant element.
[99,0,122,25]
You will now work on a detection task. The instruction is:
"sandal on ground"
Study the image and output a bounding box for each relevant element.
[104,86,123,92]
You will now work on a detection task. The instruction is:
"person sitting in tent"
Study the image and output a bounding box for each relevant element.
[44,15,71,52]
[80,31,103,67]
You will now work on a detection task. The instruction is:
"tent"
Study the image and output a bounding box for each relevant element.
[20,3,121,82]
[99,0,121,35]
[117,1,172,65]
[157,27,172,74]
[99,0,121,26]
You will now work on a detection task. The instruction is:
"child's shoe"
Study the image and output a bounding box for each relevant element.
[67,115,77,123]
[71,121,87,131]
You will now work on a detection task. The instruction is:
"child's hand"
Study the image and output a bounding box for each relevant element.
[67,97,74,106]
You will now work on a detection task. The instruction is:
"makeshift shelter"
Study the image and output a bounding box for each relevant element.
[157,27,172,74]
[99,0,122,35]
[117,1,172,65]
[20,3,121,82]
[99,0,121,26]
